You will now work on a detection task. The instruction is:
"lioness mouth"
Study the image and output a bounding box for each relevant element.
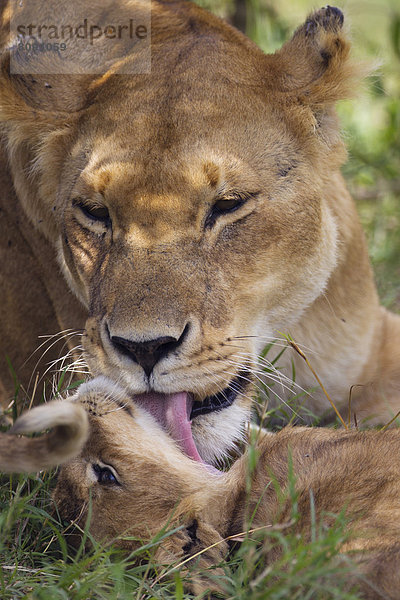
[190,371,249,418]
[133,371,250,464]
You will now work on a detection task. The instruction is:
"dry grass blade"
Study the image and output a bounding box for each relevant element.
[286,337,348,430]
[380,409,400,432]
[347,384,364,429]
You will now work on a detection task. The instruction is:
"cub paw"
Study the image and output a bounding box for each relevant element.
[155,519,228,594]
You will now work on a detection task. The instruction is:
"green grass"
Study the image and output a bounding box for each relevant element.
[1,0,399,597]
[0,363,371,600]
[0,458,366,599]
[0,358,368,599]
[0,470,177,599]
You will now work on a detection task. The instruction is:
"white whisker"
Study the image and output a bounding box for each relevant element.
[26,330,84,394]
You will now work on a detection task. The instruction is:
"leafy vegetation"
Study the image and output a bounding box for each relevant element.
[1,0,399,598]
[0,446,365,599]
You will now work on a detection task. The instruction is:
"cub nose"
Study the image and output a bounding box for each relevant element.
[110,325,189,376]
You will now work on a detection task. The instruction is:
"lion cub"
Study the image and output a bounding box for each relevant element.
[48,378,400,598]
[0,401,88,473]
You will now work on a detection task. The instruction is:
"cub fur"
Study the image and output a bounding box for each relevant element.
[0,2,399,463]
[0,401,88,473]
[52,378,400,599]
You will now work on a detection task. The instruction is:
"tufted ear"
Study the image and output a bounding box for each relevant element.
[268,6,366,107]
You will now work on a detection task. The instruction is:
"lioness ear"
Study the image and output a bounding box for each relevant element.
[270,6,363,106]
[0,51,92,129]
[0,49,95,240]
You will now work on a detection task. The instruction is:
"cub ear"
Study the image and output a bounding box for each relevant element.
[270,6,365,106]
[0,401,89,473]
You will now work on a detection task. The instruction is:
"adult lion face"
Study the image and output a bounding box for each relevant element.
[61,89,338,464]
[0,2,353,463]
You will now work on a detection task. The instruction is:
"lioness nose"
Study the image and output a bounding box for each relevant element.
[110,326,188,377]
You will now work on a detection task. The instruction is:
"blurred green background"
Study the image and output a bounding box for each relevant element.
[195,0,400,311]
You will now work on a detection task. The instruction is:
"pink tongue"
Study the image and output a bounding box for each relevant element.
[133,392,204,463]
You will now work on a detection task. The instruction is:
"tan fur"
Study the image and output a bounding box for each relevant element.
[53,379,400,599]
[0,400,88,472]
[0,2,399,461]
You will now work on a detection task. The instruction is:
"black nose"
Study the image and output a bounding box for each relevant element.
[110,325,189,377]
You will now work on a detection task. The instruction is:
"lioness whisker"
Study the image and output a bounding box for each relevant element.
[26,328,82,362]
[38,345,88,393]
[53,369,89,376]
[44,345,84,374]
[232,335,320,357]
[47,348,86,372]
[160,349,246,375]
[46,345,84,365]
[198,366,264,408]
[31,339,82,382]
[31,331,83,366]
[231,334,285,341]
[235,360,290,386]
[24,336,78,376]
[226,354,302,394]
[249,374,304,419]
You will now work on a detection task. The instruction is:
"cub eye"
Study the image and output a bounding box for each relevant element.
[74,199,110,224]
[92,463,120,485]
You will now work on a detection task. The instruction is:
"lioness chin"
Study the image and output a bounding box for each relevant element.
[0,1,399,465]
[42,377,400,600]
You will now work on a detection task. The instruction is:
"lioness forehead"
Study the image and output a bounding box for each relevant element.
[75,136,296,210]
[86,160,223,194]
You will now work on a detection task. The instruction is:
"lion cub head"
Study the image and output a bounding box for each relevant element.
[54,377,226,562]
[0,3,362,462]
[52,377,400,599]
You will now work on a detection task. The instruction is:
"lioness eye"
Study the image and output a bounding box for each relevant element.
[75,200,110,223]
[92,463,119,485]
[213,197,243,212]
[205,192,256,229]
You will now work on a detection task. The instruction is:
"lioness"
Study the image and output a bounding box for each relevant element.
[40,377,400,599]
[0,2,399,464]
